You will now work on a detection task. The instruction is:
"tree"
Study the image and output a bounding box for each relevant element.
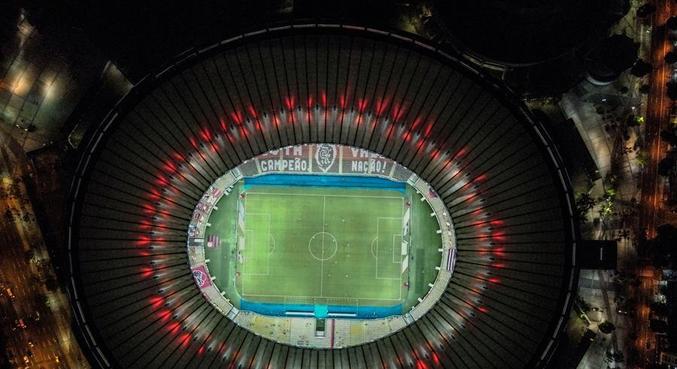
[576,296,592,312]
[599,188,617,219]
[44,276,58,292]
[658,157,675,176]
[661,129,677,145]
[637,3,656,18]
[586,34,639,83]
[666,51,677,65]
[630,59,652,77]
[667,81,677,100]
[668,16,677,31]
[650,319,668,333]
[636,150,648,167]
[651,302,669,316]
[24,249,34,262]
[599,321,616,334]
[651,224,677,265]
[576,192,597,219]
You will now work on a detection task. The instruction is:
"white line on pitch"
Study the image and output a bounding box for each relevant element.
[247,192,403,199]
[321,195,326,298]
[241,293,403,301]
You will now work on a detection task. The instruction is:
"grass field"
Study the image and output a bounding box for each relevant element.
[204,174,442,317]
[238,185,405,307]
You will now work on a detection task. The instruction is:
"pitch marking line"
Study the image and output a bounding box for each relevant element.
[321,196,326,297]
[245,213,276,253]
[241,212,272,280]
[246,192,402,200]
[370,237,378,258]
[240,192,246,296]
[392,234,402,264]
[242,191,406,302]
[242,230,269,277]
[375,217,403,281]
[241,293,403,302]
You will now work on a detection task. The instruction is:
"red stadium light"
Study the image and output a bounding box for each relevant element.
[247,105,258,118]
[158,310,171,321]
[375,97,388,116]
[320,91,327,108]
[415,359,429,369]
[491,232,506,241]
[140,267,154,278]
[138,220,153,230]
[423,122,434,138]
[339,94,346,109]
[135,235,151,246]
[431,352,440,366]
[200,128,212,141]
[231,111,244,125]
[180,333,191,346]
[155,176,169,186]
[189,136,199,149]
[489,219,504,227]
[149,296,164,308]
[357,98,368,113]
[391,102,405,121]
[284,96,296,111]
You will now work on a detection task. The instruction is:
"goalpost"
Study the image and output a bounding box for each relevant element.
[401,199,411,274]
[236,195,246,264]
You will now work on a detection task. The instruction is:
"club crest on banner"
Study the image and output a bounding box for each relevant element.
[192,265,212,289]
[315,144,336,172]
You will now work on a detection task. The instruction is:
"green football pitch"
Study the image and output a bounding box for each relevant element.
[204,177,442,314]
[237,186,406,307]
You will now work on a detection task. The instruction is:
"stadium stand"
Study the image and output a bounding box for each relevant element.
[67,25,578,369]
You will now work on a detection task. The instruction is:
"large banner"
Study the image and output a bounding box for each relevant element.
[254,144,395,176]
[257,145,312,173]
[340,146,391,176]
[191,265,212,289]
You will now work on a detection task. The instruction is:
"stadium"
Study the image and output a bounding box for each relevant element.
[67,25,578,369]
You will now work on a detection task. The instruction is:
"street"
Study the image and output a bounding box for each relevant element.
[0,136,89,369]
[637,0,675,366]
[641,0,674,239]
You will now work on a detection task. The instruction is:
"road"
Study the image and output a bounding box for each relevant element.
[0,135,89,369]
[635,0,677,366]
[635,266,657,368]
[640,0,674,240]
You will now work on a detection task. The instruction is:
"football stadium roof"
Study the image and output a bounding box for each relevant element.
[67,25,578,369]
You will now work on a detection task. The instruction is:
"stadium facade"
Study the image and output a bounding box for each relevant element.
[67,25,578,369]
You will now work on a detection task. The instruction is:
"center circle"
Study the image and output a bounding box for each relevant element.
[308,232,338,261]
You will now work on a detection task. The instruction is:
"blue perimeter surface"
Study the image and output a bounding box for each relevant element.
[243,173,405,192]
[240,299,403,319]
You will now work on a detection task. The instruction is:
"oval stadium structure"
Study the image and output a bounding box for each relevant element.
[67,25,578,369]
